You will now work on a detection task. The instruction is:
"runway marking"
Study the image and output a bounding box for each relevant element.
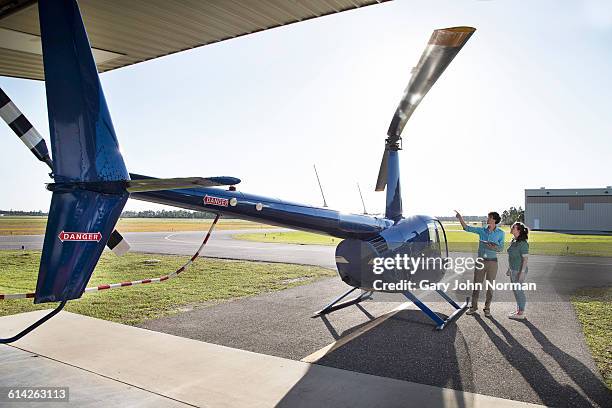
[164,232,211,245]
[162,232,331,251]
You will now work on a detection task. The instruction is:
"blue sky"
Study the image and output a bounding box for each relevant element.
[1,0,610,216]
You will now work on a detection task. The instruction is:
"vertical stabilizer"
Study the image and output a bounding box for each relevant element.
[35,0,129,303]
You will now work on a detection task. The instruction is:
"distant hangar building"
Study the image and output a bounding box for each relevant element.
[525,187,612,234]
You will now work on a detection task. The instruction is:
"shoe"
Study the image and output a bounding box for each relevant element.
[466,308,478,315]
[509,312,526,320]
[484,310,492,318]
[508,311,518,318]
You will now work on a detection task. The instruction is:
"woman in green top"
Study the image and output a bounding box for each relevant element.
[506,222,529,319]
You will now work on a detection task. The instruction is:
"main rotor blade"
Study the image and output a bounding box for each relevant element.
[375,149,389,192]
[387,26,475,143]
[0,87,53,169]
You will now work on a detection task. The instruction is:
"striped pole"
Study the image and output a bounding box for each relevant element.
[0,214,221,300]
[0,87,53,169]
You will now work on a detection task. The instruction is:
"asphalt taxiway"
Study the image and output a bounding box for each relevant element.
[0,229,336,268]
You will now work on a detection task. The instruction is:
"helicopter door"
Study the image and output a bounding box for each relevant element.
[435,220,449,259]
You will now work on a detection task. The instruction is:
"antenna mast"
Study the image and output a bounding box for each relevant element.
[357,182,368,214]
[313,164,328,208]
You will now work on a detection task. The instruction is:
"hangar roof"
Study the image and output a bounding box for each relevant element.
[0,0,387,80]
[525,188,611,197]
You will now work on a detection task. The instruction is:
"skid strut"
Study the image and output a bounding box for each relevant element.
[403,290,469,330]
[312,287,373,318]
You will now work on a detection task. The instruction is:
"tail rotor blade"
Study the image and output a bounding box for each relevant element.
[387,26,475,142]
[107,229,131,256]
[0,87,53,169]
[375,149,389,192]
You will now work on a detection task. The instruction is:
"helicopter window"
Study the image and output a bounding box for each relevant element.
[427,222,437,243]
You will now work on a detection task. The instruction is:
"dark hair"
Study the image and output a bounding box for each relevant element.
[512,222,529,241]
[488,211,501,224]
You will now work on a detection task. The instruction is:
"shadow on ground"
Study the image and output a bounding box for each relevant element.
[313,305,611,407]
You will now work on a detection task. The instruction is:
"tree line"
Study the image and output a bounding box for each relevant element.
[0,210,48,216]
[120,210,219,219]
[501,206,525,225]
[0,209,220,219]
[437,206,525,225]
[2,207,524,222]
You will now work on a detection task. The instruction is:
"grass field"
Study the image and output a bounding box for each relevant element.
[0,250,334,325]
[0,216,275,236]
[234,222,612,257]
[444,225,612,257]
[571,287,612,389]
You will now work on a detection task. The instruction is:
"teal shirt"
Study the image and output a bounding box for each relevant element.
[464,225,505,259]
[507,240,529,272]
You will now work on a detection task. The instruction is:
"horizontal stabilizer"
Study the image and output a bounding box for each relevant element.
[126,176,241,192]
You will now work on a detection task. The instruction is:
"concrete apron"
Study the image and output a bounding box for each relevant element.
[0,311,543,408]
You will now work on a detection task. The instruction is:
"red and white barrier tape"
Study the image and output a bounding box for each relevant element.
[0,214,221,300]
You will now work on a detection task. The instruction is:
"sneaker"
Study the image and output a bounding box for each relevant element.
[466,308,478,315]
[508,311,518,318]
[484,310,492,318]
[509,312,526,320]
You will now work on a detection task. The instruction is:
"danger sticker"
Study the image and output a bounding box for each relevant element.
[58,231,102,242]
[203,195,229,207]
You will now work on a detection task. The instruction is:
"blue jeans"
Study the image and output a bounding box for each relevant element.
[510,270,527,311]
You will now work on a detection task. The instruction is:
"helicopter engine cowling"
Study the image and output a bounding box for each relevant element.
[334,215,447,292]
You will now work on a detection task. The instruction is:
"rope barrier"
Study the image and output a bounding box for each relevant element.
[0,214,221,300]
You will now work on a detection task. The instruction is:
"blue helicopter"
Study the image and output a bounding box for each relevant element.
[0,0,475,342]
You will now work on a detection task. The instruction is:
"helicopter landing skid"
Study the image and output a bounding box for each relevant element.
[312,287,373,318]
[403,290,470,330]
